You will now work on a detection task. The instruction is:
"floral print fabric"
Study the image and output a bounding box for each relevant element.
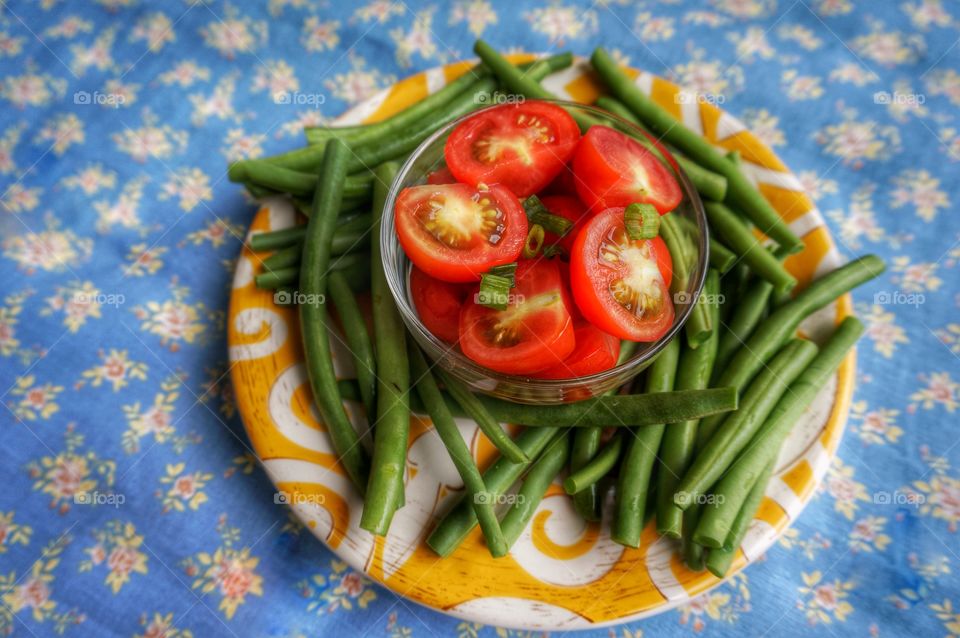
[0,0,958,636]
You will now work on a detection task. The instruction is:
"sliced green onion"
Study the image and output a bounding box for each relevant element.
[522,224,545,259]
[478,273,512,311]
[624,203,660,240]
[542,244,563,258]
[487,263,517,287]
[524,195,573,237]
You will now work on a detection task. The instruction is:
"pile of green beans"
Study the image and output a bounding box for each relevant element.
[232,40,885,570]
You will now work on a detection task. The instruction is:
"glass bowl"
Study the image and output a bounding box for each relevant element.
[380,101,708,404]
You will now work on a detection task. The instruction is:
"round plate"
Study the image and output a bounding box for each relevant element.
[228,55,855,631]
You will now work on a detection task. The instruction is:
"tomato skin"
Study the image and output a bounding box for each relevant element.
[409,265,469,343]
[534,320,621,379]
[394,183,527,283]
[570,207,675,342]
[426,166,456,185]
[445,101,581,197]
[459,259,575,375]
[573,125,683,214]
[540,195,588,255]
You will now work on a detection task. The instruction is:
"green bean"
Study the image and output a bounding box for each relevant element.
[704,202,796,293]
[292,68,488,168]
[563,434,623,495]
[719,263,750,324]
[245,183,277,199]
[590,48,803,253]
[696,317,864,552]
[427,428,560,557]
[298,139,368,492]
[568,342,638,521]
[261,242,303,271]
[594,96,729,203]
[474,387,736,428]
[249,226,307,252]
[358,162,409,534]
[612,337,680,547]
[408,343,507,555]
[698,254,884,439]
[255,251,370,290]
[301,55,570,151]
[704,460,773,577]
[249,212,372,253]
[230,161,373,200]
[474,41,598,130]
[436,369,528,464]
[500,433,570,550]
[328,271,376,420]
[660,213,711,348]
[345,77,498,174]
[713,278,775,381]
[681,506,705,571]
[656,270,720,538]
[674,215,736,274]
[677,338,818,509]
[568,427,604,521]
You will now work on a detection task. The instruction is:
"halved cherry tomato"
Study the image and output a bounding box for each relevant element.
[570,207,675,342]
[394,183,527,282]
[426,166,456,184]
[445,101,581,198]
[459,259,575,375]
[409,265,469,343]
[540,194,588,255]
[534,320,621,379]
[573,125,682,214]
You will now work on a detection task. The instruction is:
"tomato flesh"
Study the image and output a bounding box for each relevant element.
[540,194,589,255]
[459,259,575,375]
[570,207,675,342]
[573,125,682,214]
[409,265,469,343]
[534,320,621,379]
[394,183,527,282]
[445,101,581,198]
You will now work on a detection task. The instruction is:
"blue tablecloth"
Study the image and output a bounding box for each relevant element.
[1,1,958,636]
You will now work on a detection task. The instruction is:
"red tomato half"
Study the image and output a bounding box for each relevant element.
[445,101,581,197]
[410,265,469,343]
[570,208,675,342]
[394,183,527,282]
[534,320,621,379]
[573,125,682,214]
[540,194,588,255]
[459,259,575,375]
[426,166,456,184]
